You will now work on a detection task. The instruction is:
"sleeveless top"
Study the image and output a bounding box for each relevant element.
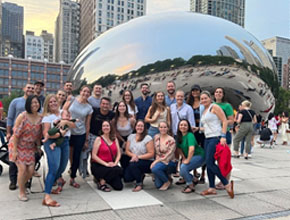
[117,119,133,137]
[96,137,118,163]
[150,108,168,128]
[201,104,222,138]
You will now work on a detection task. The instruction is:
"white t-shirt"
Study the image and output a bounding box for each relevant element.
[42,113,71,137]
[127,104,138,117]
[128,134,152,158]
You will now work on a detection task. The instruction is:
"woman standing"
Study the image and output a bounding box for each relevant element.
[63,85,93,188]
[281,112,289,145]
[113,101,135,169]
[91,121,123,191]
[267,113,279,144]
[42,94,76,207]
[233,100,257,159]
[9,95,42,201]
[124,120,154,192]
[56,89,67,109]
[151,121,176,190]
[123,90,138,118]
[200,91,234,198]
[145,91,171,138]
[177,119,205,193]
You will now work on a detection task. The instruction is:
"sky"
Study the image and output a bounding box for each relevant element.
[3,0,289,41]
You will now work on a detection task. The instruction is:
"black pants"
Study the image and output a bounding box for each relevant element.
[91,162,123,190]
[124,159,152,184]
[9,161,18,184]
[69,134,86,179]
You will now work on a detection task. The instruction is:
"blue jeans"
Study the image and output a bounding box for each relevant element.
[124,159,152,184]
[240,137,252,154]
[226,131,232,145]
[204,137,228,188]
[0,130,5,144]
[148,126,160,138]
[180,155,205,185]
[151,161,177,188]
[44,137,69,194]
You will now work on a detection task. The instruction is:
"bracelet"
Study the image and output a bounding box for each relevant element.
[221,133,226,138]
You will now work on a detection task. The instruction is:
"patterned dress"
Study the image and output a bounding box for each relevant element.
[9,112,42,165]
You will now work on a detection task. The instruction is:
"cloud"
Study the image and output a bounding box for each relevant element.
[147,0,189,14]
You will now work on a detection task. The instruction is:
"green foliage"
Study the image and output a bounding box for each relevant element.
[275,87,290,114]
[2,91,23,114]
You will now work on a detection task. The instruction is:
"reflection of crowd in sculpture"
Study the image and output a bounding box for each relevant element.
[5,76,280,207]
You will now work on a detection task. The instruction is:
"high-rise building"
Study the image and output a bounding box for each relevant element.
[0,2,24,58]
[24,31,44,61]
[262,36,290,87]
[190,0,245,27]
[0,56,70,98]
[54,0,80,64]
[41,30,54,62]
[79,0,146,52]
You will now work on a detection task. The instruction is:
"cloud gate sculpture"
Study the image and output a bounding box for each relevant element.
[68,12,278,116]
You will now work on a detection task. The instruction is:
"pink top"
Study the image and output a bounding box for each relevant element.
[96,137,118,162]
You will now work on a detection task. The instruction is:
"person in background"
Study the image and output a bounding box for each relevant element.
[56,89,67,109]
[165,81,176,106]
[135,83,152,121]
[7,83,34,190]
[9,95,42,201]
[122,90,138,118]
[200,91,234,198]
[91,121,123,192]
[267,113,279,145]
[145,91,171,138]
[151,121,176,190]
[63,81,73,97]
[34,81,45,107]
[88,84,102,108]
[0,100,5,145]
[124,120,154,192]
[281,112,289,145]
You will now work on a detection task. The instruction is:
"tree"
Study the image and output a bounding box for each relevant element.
[275,87,290,114]
[2,91,23,114]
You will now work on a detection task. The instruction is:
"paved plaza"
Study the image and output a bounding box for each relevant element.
[1,135,290,220]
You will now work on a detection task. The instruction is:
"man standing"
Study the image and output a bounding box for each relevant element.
[88,84,102,108]
[170,90,196,136]
[135,83,152,120]
[165,81,176,106]
[7,83,34,190]
[34,81,45,107]
[64,81,73,96]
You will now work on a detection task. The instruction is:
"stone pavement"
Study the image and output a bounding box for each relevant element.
[1,135,290,220]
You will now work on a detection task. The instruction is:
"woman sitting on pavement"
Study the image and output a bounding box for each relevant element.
[145,91,171,138]
[9,95,43,202]
[124,120,154,192]
[200,91,234,198]
[151,121,176,190]
[176,119,205,193]
[91,120,123,192]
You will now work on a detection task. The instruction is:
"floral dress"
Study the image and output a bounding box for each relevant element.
[9,112,42,165]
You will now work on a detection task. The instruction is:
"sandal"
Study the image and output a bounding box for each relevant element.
[215,182,225,190]
[18,195,28,202]
[98,184,111,192]
[51,186,62,194]
[42,199,60,207]
[226,180,234,199]
[175,178,186,185]
[70,179,80,188]
[182,185,195,193]
[200,189,217,196]
[198,177,205,184]
[132,184,143,192]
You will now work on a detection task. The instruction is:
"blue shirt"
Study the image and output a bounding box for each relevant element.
[7,97,26,127]
[170,103,196,135]
[165,95,176,106]
[135,96,152,120]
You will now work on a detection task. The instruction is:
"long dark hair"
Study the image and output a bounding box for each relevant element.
[113,101,130,128]
[214,87,226,102]
[101,120,116,141]
[177,119,192,144]
[148,91,166,118]
[135,120,147,142]
[122,90,136,112]
[268,112,275,121]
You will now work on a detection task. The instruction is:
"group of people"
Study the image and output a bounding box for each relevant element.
[6,79,265,207]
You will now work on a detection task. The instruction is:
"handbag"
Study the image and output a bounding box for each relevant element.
[100,136,116,162]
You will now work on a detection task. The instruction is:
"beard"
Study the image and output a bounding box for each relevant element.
[167,89,175,95]
[142,91,150,96]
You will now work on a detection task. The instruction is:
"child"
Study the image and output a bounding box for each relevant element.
[43,110,77,150]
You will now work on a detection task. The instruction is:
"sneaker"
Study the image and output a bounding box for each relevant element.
[9,183,17,190]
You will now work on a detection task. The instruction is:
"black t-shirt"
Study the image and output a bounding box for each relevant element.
[240,109,256,122]
[90,108,115,136]
[260,128,272,141]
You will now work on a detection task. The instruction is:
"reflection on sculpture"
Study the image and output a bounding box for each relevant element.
[68,12,278,116]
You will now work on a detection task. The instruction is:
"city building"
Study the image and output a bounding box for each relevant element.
[0,56,70,98]
[79,0,146,52]
[41,30,54,62]
[54,0,80,64]
[283,60,290,90]
[0,2,24,58]
[24,31,44,60]
[190,0,245,27]
[262,36,290,87]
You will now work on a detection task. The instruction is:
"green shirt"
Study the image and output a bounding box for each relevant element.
[215,102,234,117]
[177,132,204,158]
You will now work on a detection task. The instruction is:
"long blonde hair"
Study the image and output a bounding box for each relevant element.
[42,94,59,116]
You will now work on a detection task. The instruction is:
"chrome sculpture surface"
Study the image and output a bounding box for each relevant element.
[68,12,277,115]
